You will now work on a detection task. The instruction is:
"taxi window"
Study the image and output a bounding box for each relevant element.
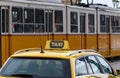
[0,58,71,78]
[85,58,93,74]
[75,58,87,76]
[85,56,103,74]
[96,56,114,74]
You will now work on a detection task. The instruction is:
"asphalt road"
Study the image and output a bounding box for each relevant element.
[107,57,120,71]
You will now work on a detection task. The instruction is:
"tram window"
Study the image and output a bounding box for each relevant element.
[55,10,63,32]
[35,24,44,33]
[35,9,44,33]
[105,16,110,33]
[24,8,34,23]
[12,7,23,23]
[100,15,110,33]
[88,14,95,33]
[24,24,34,33]
[80,13,86,33]
[100,15,105,33]
[35,9,44,23]
[111,16,120,33]
[2,7,9,33]
[12,24,23,33]
[45,10,53,33]
[70,12,78,33]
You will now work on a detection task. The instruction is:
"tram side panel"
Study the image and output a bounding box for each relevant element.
[97,35,111,57]
[95,10,111,57]
[68,35,81,50]
[97,8,120,57]
[110,14,120,57]
[9,35,47,55]
[2,35,10,64]
[10,34,67,55]
[86,35,97,50]
[67,7,83,50]
[67,6,97,50]
[85,12,97,51]
[8,1,67,55]
[111,34,120,56]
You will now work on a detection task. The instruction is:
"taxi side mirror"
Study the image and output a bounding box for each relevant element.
[116,69,120,75]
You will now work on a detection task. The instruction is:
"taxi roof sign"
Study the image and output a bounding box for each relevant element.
[45,40,70,50]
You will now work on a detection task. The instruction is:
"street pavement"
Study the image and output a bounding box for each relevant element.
[107,57,120,71]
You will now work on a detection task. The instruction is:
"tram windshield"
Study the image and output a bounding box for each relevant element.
[0,58,71,78]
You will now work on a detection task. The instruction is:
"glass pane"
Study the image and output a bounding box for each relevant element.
[100,15,105,32]
[24,8,34,23]
[12,7,23,23]
[111,16,120,33]
[0,58,71,78]
[80,13,86,33]
[86,56,103,74]
[24,24,34,33]
[70,12,78,33]
[71,12,78,24]
[45,10,53,33]
[2,8,9,33]
[55,10,63,32]
[88,14,95,33]
[2,9,5,33]
[85,59,93,74]
[105,16,110,33]
[71,26,78,32]
[35,24,44,33]
[97,56,113,74]
[12,24,23,33]
[35,9,44,23]
[100,15,110,33]
[55,25,63,32]
[76,58,87,76]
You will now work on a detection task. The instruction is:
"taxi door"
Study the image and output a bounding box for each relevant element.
[75,55,116,78]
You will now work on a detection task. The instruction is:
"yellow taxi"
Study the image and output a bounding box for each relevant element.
[0,40,120,78]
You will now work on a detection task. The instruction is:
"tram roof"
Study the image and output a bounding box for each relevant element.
[0,0,65,6]
[2,0,62,3]
[1,0,120,13]
[67,4,96,11]
[89,4,120,12]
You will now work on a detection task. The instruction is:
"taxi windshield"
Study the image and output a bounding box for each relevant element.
[0,58,71,78]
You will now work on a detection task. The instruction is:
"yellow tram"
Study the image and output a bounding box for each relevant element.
[1,0,120,64]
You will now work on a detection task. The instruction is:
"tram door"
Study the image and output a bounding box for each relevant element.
[0,6,10,64]
[45,9,53,40]
[98,15,111,57]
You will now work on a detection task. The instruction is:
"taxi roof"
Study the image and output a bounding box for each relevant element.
[11,48,101,59]
[11,40,101,59]
[11,49,70,59]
